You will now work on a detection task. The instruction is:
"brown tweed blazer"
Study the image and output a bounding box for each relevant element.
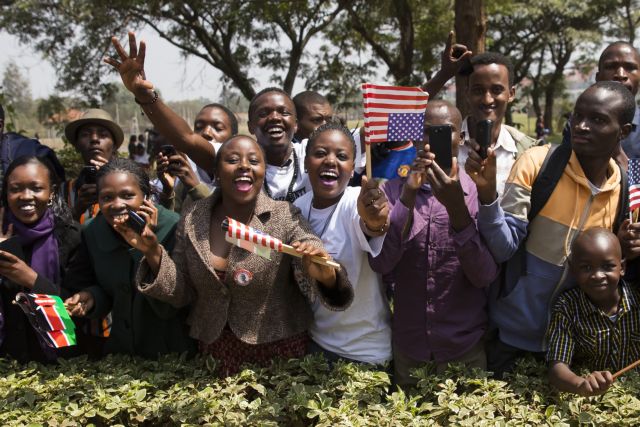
[136,190,353,345]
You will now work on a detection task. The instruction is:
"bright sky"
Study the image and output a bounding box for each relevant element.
[0,28,309,102]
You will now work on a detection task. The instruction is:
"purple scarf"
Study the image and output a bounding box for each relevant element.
[5,209,59,284]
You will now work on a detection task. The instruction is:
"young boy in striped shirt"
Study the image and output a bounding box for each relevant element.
[546,228,640,396]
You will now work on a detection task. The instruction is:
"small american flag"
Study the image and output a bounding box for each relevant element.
[362,83,429,144]
[629,159,640,213]
[224,217,282,260]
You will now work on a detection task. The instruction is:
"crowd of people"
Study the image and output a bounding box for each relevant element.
[0,30,639,398]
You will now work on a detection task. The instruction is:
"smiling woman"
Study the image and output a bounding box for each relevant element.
[62,158,195,359]
[0,156,80,363]
[129,135,354,376]
[293,122,391,365]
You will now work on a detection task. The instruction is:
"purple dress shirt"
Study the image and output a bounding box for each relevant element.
[369,169,499,362]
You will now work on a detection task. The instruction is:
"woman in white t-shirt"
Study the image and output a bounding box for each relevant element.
[294,122,392,365]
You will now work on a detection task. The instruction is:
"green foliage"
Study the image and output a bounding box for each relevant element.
[606,0,640,44]
[322,0,453,87]
[0,0,347,101]
[55,143,84,180]
[1,354,639,425]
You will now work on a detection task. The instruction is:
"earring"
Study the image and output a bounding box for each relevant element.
[47,198,54,207]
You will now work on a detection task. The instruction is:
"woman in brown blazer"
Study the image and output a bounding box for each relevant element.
[117,135,353,376]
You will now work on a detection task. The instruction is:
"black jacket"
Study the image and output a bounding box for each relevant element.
[0,220,81,363]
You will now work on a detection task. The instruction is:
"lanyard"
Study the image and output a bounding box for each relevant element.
[264,148,299,203]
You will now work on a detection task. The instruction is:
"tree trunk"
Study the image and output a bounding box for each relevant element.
[624,0,635,44]
[454,0,486,117]
[543,43,572,133]
[393,0,415,85]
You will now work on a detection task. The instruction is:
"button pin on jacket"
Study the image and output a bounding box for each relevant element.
[233,269,253,286]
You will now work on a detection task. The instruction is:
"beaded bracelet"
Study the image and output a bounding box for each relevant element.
[363,219,388,234]
[134,90,159,106]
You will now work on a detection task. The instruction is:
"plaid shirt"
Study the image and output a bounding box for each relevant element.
[546,281,640,371]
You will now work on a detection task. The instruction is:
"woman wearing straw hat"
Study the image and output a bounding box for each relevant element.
[63,108,124,223]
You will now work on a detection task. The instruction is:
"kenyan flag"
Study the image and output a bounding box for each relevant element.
[14,293,77,348]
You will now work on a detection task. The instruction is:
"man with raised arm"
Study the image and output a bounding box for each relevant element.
[106,32,316,202]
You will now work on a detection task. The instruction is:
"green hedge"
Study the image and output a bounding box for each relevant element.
[0,354,639,426]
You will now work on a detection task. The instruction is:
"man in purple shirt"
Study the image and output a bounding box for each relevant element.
[369,100,499,388]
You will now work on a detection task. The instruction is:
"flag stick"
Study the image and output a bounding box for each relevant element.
[365,143,372,180]
[221,219,341,269]
[613,358,640,380]
[279,244,341,269]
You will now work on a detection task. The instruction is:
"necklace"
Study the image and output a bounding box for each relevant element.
[264,148,299,202]
[307,199,339,238]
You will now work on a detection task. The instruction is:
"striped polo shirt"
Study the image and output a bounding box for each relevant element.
[546,280,640,372]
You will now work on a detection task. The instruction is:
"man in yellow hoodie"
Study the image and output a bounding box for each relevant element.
[465,81,635,377]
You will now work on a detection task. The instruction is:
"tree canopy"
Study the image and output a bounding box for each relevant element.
[1,0,637,128]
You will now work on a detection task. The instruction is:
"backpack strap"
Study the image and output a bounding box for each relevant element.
[528,141,572,222]
[615,165,629,234]
[502,141,572,292]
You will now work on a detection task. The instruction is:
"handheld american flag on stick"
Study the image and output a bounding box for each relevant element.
[629,159,640,222]
[222,217,340,269]
[362,83,429,178]
[13,293,76,348]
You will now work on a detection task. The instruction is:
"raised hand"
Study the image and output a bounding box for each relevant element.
[73,183,98,220]
[426,158,472,231]
[400,148,433,210]
[137,199,159,229]
[90,154,110,169]
[440,31,472,79]
[465,143,498,205]
[292,241,337,287]
[357,175,389,235]
[408,148,433,191]
[156,152,176,194]
[104,32,154,98]
[112,205,159,254]
[617,219,640,260]
[165,152,200,190]
[426,157,464,206]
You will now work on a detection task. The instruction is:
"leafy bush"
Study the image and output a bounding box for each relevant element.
[55,143,84,180]
[0,354,639,426]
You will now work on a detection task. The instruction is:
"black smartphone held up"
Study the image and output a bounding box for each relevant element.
[0,236,25,262]
[159,145,177,157]
[427,124,453,171]
[80,165,98,184]
[126,208,147,235]
[475,119,494,160]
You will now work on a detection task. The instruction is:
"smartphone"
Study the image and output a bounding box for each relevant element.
[160,145,177,157]
[126,208,147,235]
[0,236,25,262]
[81,165,98,184]
[427,124,453,170]
[475,119,494,160]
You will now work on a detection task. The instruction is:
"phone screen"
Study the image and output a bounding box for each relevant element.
[427,125,453,171]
